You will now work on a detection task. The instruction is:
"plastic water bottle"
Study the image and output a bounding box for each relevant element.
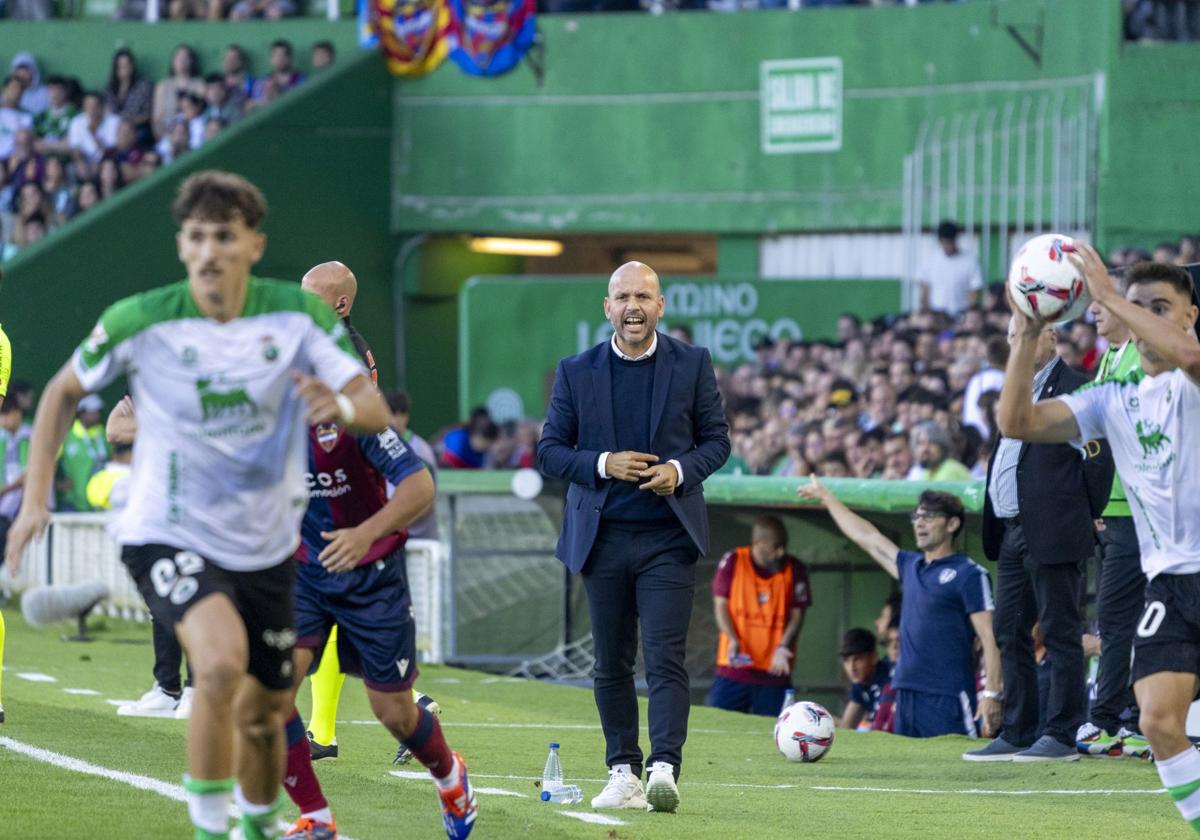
[541,783,584,804]
[780,688,796,715]
[540,743,583,804]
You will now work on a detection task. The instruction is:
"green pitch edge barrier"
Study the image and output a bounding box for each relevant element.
[436,471,986,514]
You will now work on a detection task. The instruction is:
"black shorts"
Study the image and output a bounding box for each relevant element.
[1131,571,1200,687]
[293,548,418,693]
[122,543,296,691]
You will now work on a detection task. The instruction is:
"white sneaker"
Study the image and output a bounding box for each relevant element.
[117,685,180,718]
[645,761,679,813]
[590,764,647,809]
[174,686,194,720]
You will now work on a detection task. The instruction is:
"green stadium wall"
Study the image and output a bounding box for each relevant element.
[5,3,1200,431]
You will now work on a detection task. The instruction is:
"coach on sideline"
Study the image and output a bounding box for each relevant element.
[537,261,730,814]
[965,318,1113,763]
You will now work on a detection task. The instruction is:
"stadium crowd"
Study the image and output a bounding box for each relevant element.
[0,39,333,260]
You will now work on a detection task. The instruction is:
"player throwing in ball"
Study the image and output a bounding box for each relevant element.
[997,243,1200,834]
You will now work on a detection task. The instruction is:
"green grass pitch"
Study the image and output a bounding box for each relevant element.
[0,606,1186,839]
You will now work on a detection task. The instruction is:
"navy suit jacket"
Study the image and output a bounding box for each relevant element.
[536,333,731,574]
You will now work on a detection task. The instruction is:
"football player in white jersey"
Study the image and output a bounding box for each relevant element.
[5,171,391,840]
[997,244,1200,835]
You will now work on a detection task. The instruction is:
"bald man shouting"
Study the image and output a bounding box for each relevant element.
[537,262,730,814]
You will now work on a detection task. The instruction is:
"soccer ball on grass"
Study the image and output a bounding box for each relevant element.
[774,701,835,763]
[1006,233,1090,323]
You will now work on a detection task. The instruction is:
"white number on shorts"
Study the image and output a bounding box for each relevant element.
[1137,601,1167,638]
[149,553,204,606]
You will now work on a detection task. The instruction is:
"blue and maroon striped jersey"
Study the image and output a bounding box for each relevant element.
[296,423,426,566]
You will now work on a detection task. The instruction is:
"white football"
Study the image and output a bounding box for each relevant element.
[774,701,835,763]
[1007,233,1090,323]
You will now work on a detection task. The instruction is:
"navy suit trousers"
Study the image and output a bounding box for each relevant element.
[582,520,697,779]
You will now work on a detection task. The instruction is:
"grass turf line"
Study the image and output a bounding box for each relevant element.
[0,606,1186,839]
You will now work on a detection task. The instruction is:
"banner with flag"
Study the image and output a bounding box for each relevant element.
[371,0,452,77]
[446,0,536,77]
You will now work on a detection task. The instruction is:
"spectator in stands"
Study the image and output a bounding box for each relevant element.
[72,179,100,216]
[56,394,109,512]
[155,121,191,166]
[111,120,149,183]
[152,45,204,140]
[103,49,153,146]
[9,54,47,116]
[7,129,43,191]
[251,40,304,105]
[489,420,537,469]
[799,478,1002,739]
[836,628,892,731]
[96,157,124,201]
[709,515,811,716]
[384,389,438,541]
[0,77,33,163]
[230,0,297,21]
[962,335,1006,438]
[68,91,119,170]
[311,41,336,72]
[439,408,499,469]
[203,74,242,127]
[11,181,51,239]
[907,420,971,481]
[176,92,208,150]
[917,220,984,316]
[1070,320,1099,372]
[42,156,70,225]
[222,44,253,115]
[32,76,75,157]
[167,0,223,19]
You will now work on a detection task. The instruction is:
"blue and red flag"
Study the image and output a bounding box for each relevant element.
[446,0,536,77]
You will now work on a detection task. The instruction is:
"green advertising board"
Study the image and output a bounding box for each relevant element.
[459,275,899,420]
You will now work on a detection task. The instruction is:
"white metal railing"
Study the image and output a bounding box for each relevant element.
[4,514,449,664]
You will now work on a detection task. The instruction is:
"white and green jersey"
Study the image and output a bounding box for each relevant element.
[1060,367,1200,579]
[71,277,366,571]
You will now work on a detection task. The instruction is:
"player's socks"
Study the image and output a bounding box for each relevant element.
[234,783,285,840]
[308,629,346,747]
[1156,746,1200,834]
[183,774,233,839]
[400,705,456,782]
[283,709,330,816]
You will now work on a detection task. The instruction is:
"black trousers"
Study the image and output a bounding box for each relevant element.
[993,521,1086,748]
[582,520,697,779]
[1090,516,1146,733]
[151,616,191,695]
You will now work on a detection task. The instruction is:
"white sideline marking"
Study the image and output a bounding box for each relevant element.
[106,699,137,706]
[811,785,1167,796]
[474,786,529,798]
[15,672,56,682]
[63,688,100,696]
[0,735,187,802]
[0,736,363,840]
[390,771,530,798]
[559,812,625,826]
[421,770,1167,797]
